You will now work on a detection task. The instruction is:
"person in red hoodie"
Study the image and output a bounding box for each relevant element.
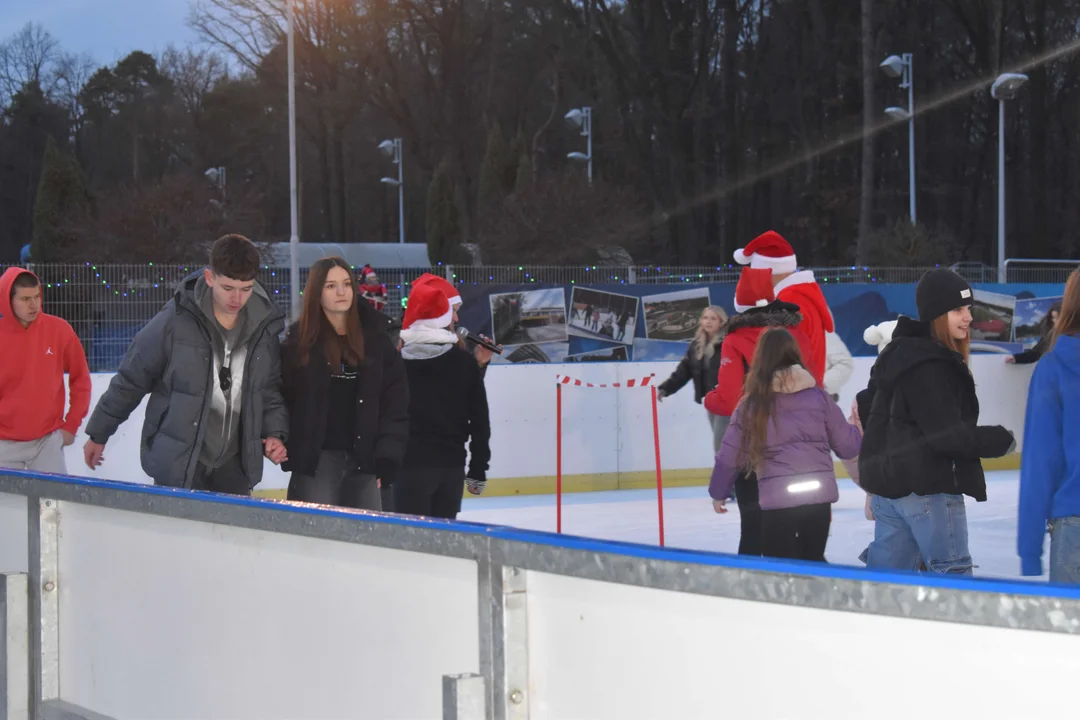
[0,267,91,474]
[732,230,834,384]
[703,266,814,556]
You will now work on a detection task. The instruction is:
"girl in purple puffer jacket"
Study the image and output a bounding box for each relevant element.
[710,328,862,561]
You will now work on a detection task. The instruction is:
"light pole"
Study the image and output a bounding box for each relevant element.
[991,73,1029,283]
[564,106,592,184]
[378,138,404,244]
[881,53,915,225]
[287,0,300,319]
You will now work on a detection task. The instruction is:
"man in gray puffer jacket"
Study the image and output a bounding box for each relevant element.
[83,235,289,494]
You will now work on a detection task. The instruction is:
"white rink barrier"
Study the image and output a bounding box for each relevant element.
[0,470,1078,720]
[67,356,1034,492]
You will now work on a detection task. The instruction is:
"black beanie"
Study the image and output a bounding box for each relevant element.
[916,269,973,322]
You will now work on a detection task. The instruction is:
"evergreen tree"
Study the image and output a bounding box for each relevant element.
[477,124,508,212]
[32,136,89,262]
[426,161,463,264]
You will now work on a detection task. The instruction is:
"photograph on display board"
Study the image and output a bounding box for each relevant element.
[490,342,570,364]
[489,288,568,347]
[632,337,691,362]
[641,287,713,342]
[1012,296,1062,345]
[970,289,1016,342]
[565,344,630,362]
[567,287,638,345]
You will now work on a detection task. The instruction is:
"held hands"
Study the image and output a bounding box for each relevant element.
[83,440,105,470]
[263,437,288,465]
[712,499,728,514]
[848,398,863,434]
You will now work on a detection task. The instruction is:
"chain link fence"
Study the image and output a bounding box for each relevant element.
[1,260,1071,371]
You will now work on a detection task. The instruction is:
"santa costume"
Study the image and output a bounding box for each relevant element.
[359,265,389,312]
[733,231,833,384]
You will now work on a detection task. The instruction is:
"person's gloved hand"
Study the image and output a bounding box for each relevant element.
[466,470,487,495]
[1006,430,1018,455]
[656,388,668,402]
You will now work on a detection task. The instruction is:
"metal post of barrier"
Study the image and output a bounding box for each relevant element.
[0,572,28,720]
[650,386,666,547]
[442,673,486,720]
[28,499,60,717]
[501,567,529,720]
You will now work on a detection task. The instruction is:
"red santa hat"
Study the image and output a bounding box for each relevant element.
[402,283,453,331]
[733,267,777,313]
[733,230,797,275]
[360,264,380,283]
[412,272,462,307]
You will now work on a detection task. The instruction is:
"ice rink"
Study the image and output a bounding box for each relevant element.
[460,469,1045,581]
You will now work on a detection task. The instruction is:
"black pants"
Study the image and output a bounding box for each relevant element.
[394,466,465,520]
[760,503,832,561]
[735,472,762,556]
[287,450,382,511]
[191,455,250,496]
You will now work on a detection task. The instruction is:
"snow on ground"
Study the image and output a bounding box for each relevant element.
[459,470,1048,581]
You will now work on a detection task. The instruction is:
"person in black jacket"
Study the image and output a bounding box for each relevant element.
[856,269,1014,574]
[657,306,729,452]
[1007,300,1061,365]
[281,257,409,510]
[395,283,491,519]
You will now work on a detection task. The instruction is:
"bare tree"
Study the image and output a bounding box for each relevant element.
[0,22,60,106]
[159,45,227,122]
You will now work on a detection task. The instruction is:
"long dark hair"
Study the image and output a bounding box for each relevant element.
[296,257,365,367]
[738,328,805,472]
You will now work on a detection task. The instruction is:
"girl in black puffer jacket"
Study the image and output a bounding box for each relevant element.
[856,269,1014,575]
[657,306,728,452]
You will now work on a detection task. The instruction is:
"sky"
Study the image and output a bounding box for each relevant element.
[0,0,198,65]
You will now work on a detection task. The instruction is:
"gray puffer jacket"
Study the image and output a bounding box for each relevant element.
[86,271,288,489]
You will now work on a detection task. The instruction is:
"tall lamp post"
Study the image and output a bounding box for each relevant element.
[991,73,1029,284]
[880,53,915,225]
[287,0,300,319]
[564,106,593,184]
[378,138,404,244]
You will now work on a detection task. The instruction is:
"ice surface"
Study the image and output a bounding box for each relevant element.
[459,470,1048,581]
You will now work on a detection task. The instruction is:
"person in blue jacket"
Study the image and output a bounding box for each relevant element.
[1018,269,1080,582]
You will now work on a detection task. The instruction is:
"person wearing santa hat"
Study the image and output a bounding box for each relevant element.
[359,265,389,312]
[394,283,491,519]
[733,230,833,385]
[410,272,497,373]
[703,266,815,556]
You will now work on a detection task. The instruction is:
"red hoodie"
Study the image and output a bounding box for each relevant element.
[0,267,91,442]
[774,271,834,384]
[703,305,818,418]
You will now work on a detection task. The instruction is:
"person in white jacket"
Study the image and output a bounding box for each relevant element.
[823,331,853,401]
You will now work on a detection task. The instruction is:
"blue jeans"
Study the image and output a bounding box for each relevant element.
[865,493,973,575]
[1050,517,1080,584]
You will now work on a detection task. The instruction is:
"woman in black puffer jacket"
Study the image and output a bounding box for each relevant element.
[856,269,1014,575]
[657,306,728,452]
[281,257,410,511]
